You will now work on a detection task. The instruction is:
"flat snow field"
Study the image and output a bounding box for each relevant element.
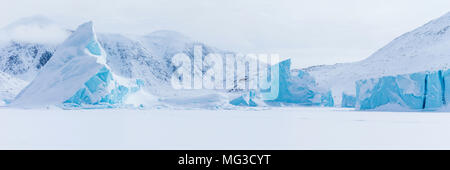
[1,107,450,150]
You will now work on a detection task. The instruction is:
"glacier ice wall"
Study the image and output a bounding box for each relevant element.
[356,70,450,111]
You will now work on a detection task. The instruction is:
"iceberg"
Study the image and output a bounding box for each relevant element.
[230,59,334,107]
[63,66,143,107]
[443,70,450,105]
[356,70,449,111]
[11,22,145,108]
[229,90,258,107]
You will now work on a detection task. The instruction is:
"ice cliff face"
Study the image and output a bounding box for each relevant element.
[11,22,144,108]
[230,59,334,107]
[356,69,450,111]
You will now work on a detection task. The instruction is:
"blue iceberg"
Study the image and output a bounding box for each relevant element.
[229,90,258,107]
[341,93,356,108]
[63,66,142,107]
[230,59,334,107]
[12,22,145,109]
[356,70,449,110]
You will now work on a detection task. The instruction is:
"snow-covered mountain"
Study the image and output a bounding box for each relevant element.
[98,31,239,108]
[306,12,450,106]
[0,42,56,81]
[98,33,171,90]
[0,16,68,81]
[0,71,27,105]
[99,30,236,96]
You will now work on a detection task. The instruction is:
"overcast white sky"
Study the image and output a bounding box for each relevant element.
[1,0,450,68]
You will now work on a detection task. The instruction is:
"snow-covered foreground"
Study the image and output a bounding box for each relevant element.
[1,107,450,150]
